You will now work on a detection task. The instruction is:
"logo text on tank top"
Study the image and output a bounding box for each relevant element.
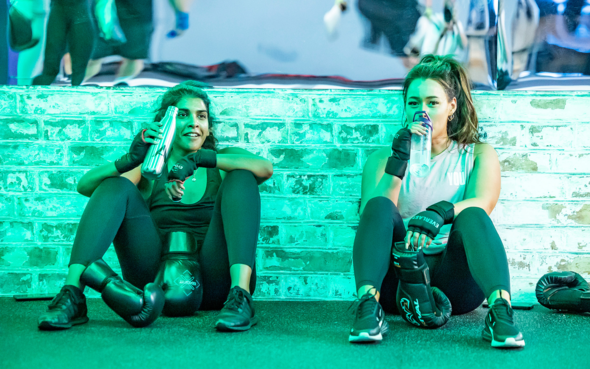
[446,171,466,186]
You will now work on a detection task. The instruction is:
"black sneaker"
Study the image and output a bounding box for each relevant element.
[38,285,89,330]
[215,286,258,331]
[348,292,389,343]
[482,298,525,348]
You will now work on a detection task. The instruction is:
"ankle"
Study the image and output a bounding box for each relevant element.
[231,284,250,294]
[488,290,511,307]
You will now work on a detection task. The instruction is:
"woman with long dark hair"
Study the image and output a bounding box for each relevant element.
[38,81,272,331]
[348,55,524,348]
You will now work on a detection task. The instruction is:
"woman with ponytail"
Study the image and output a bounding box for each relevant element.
[348,55,524,348]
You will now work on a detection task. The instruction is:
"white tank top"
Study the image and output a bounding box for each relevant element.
[395,140,476,254]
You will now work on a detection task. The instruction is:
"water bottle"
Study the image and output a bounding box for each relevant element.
[409,111,432,178]
[141,106,178,180]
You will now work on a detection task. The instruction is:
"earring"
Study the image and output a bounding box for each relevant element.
[448,113,455,122]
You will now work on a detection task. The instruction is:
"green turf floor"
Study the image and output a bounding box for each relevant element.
[1,298,588,369]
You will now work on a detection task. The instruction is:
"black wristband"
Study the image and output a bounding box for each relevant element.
[384,156,407,179]
[426,201,455,225]
[197,149,217,168]
[114,154,134,174]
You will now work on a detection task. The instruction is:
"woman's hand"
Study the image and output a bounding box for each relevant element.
[114,121,164,174]
[408,120,428,136]
[165,181,185,201]
[405,230,433,251]
[405,210,444,250]
[143,121,164,145]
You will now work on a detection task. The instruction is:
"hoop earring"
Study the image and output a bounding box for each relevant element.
[448,113,455,122]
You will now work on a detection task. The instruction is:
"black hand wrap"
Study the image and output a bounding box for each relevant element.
[384,128,412,179]
[407,211,444,240]
[168,149,218,183]
[407,201,454,240]
[536,271,590,312]
[115,129,150,174]
[392,242,452,328]
[426,201,455,225]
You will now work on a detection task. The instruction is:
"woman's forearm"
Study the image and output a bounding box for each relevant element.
[360,173,402,215]
[216,154,273,182]
[77,162,121,197]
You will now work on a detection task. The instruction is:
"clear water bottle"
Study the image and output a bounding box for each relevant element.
[409,111,432,178]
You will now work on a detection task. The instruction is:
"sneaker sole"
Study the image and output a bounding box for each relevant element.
[38,316,89,331]
[349,320,389,343]
[215,316,258,332]
[482,328,525,348]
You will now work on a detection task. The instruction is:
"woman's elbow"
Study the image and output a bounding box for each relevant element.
[261,161,274,179]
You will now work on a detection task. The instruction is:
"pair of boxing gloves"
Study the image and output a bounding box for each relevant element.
[79,245,204,328]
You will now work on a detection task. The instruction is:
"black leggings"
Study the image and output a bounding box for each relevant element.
[69,169,260,310]
[32,0,95,86]
[353,196,511,315]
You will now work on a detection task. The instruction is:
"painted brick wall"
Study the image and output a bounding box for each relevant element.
[0,86,589,303]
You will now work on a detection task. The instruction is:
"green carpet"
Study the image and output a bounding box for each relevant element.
[1,298,588,369]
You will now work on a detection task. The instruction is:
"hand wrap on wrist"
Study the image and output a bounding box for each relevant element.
[425,201,455,225]
[114,129,149,174]
[168,149,218,183]
[385,128,412,179]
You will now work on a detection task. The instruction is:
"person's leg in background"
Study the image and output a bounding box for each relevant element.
[66,1,95,86]
[167,0,195,38]
[38,177,163,330]
[198,170,260,331]
[15,0,50,85]
[32,1,67,85]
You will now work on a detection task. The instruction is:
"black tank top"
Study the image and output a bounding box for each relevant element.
[148,165,222,243]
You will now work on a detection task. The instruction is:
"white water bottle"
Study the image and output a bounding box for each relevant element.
[409,111,432,178]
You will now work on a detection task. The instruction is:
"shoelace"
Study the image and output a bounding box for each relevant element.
[491,301,514,324]
[348,293,378,320]
[223,288,245,312]
[48,288,73,310]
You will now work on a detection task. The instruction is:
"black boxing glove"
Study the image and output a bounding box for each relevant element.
[407,201,455,241]
[384,128,412,179]
[155,232,203,317]
[81,259,165,328]
[392,242,452,328]
[114,129,151,174]
[536,271,590,312]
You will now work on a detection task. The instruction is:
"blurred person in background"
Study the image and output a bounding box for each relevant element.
[9,0,50,85]
[404,0,469,67]
[497,0,540,89]
[32,0,95,86]
[84,0,154,85]
[357,0,422,69]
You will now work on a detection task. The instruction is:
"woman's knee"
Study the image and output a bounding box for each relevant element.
[362,196,401,222]
[453,206,491,228]
[224,169,257,185]
[96,176,139,195]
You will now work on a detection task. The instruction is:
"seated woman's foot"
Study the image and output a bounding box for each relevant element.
[215,286,258,332]
[482,298,525,348]
[349,292,389,343]
[38,285,89,330]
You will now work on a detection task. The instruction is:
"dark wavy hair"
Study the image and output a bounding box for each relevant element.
[402,55,481,146]
[153,80,218,151]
